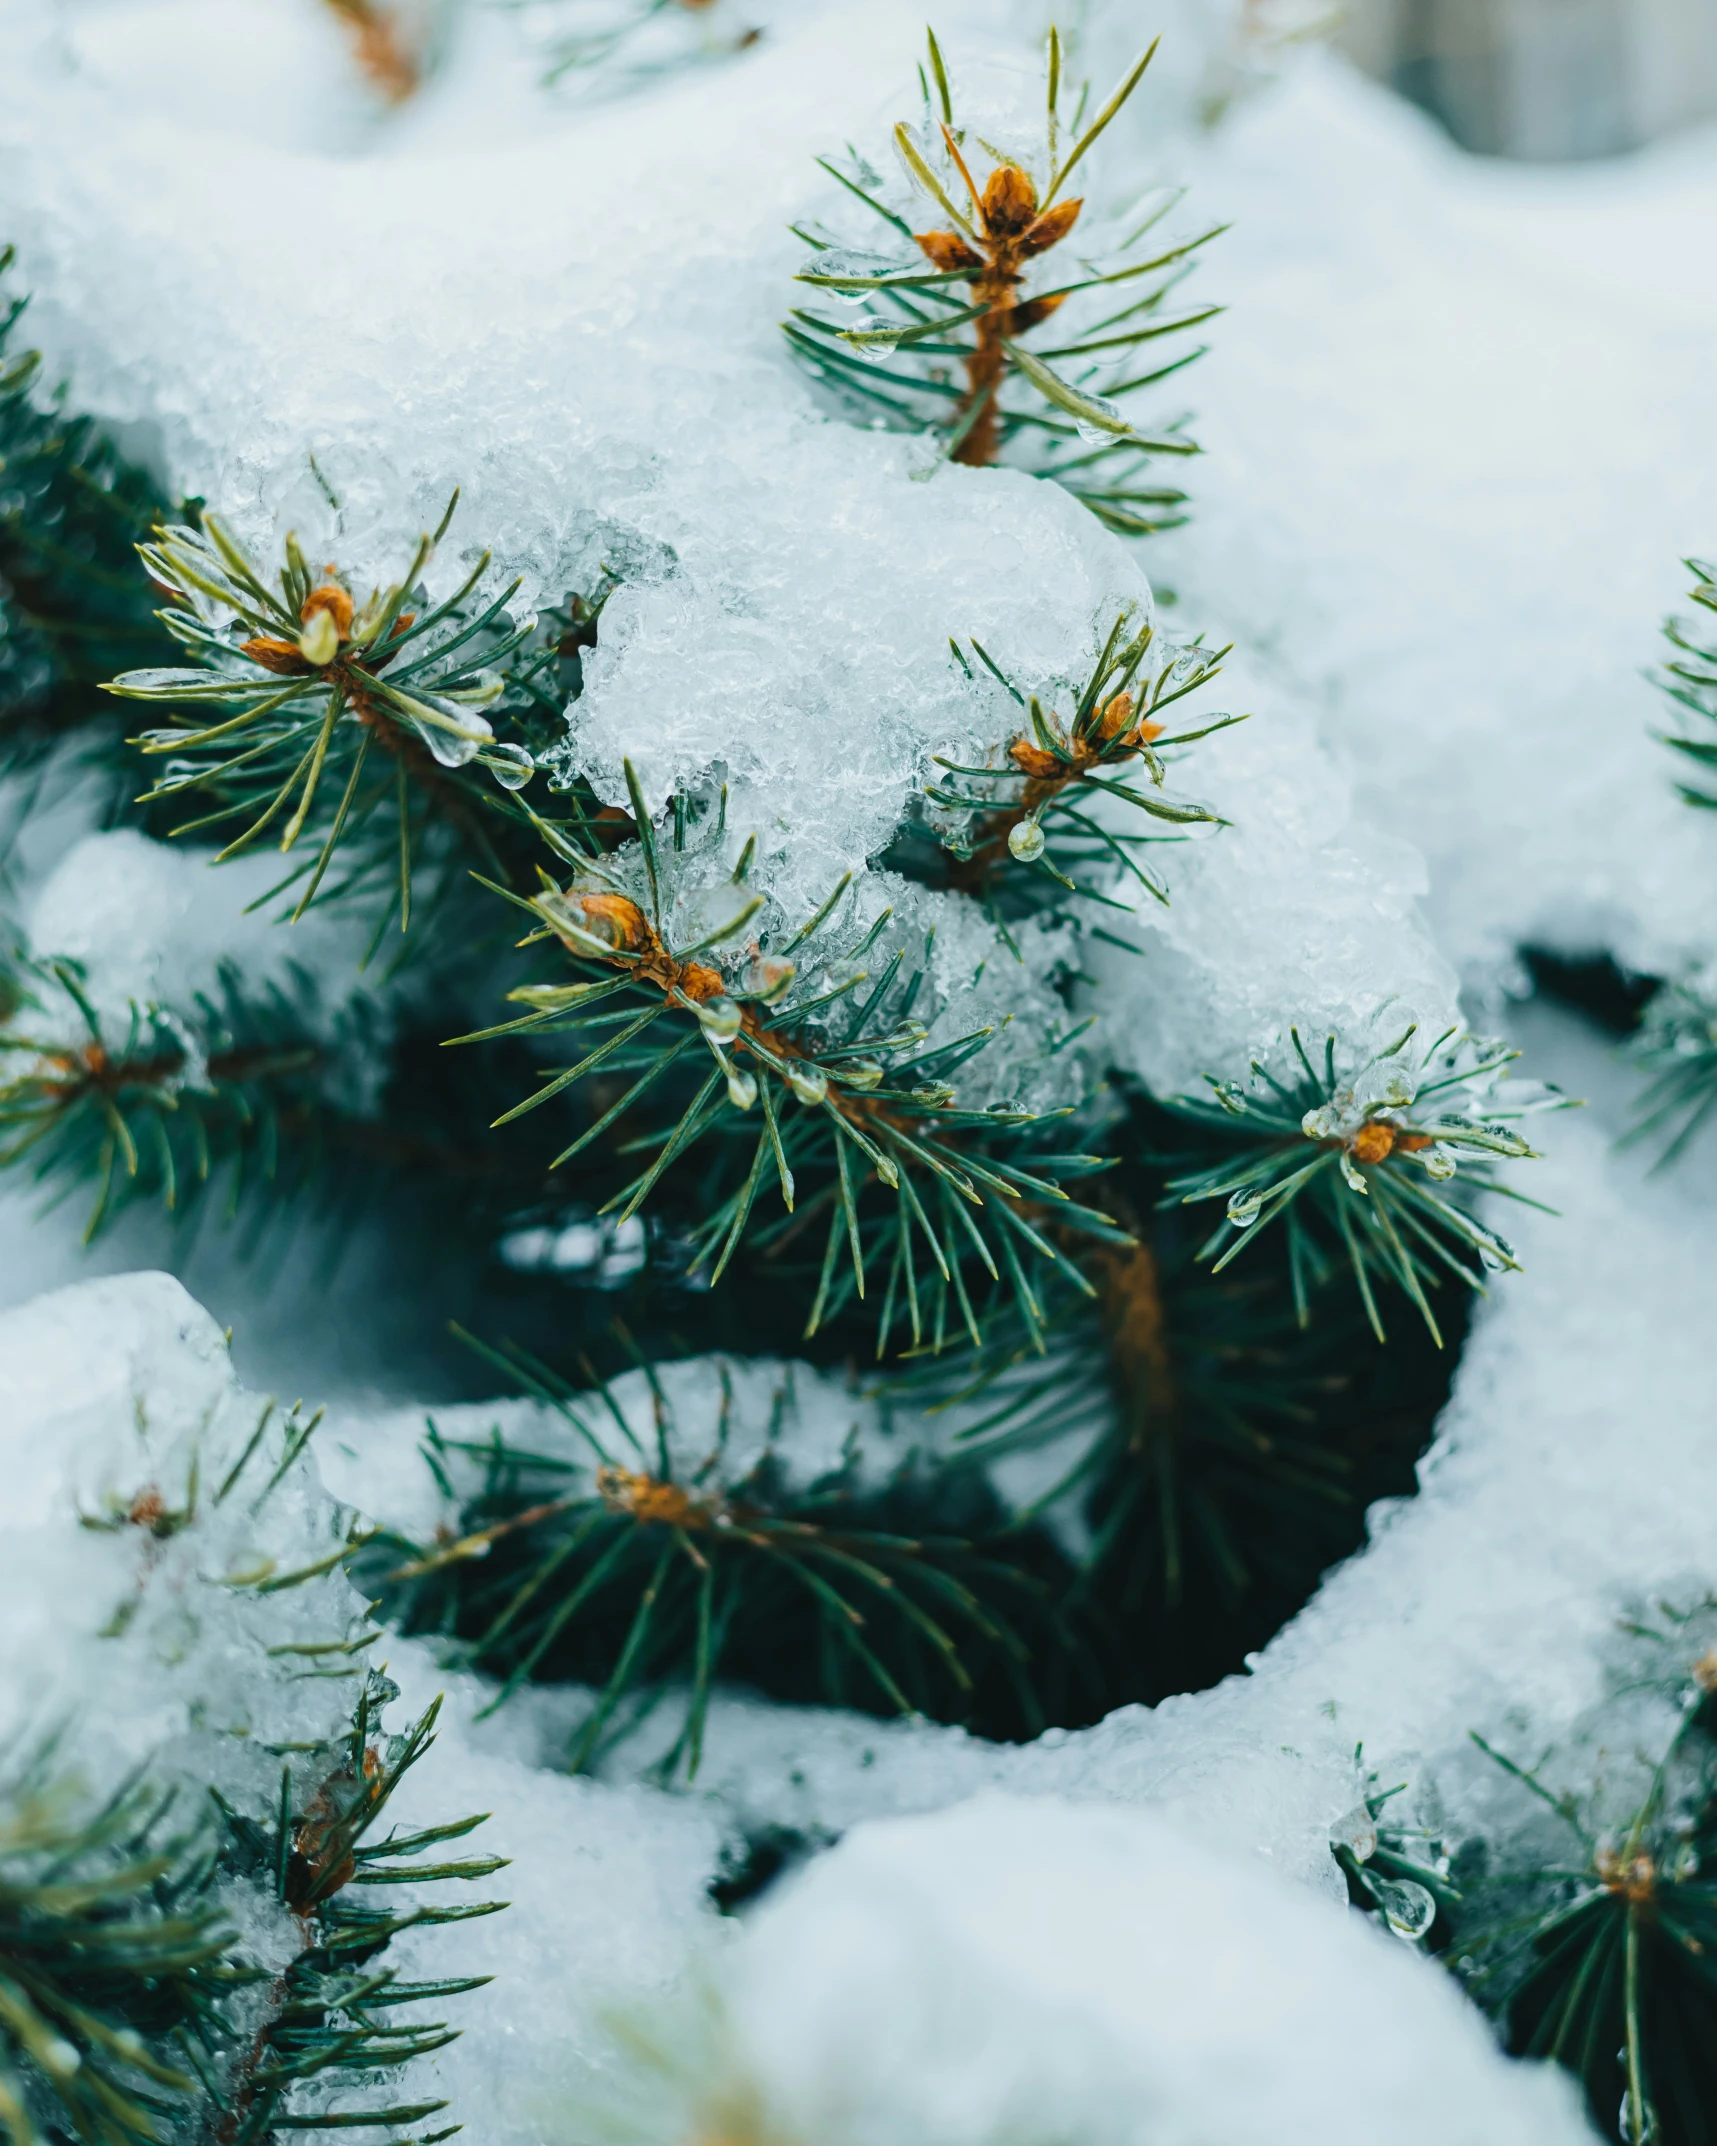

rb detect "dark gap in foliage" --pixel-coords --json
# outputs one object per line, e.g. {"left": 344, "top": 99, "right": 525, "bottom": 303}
{"left": 1520, "top": 944, "right": 1659, "bottom": 1037}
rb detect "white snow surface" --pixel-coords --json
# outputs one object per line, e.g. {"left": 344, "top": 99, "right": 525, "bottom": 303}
{"left": 576, "top": 1794, "right": 1590, "bottom": 2146}
{"left": 1157, "top": 52, "right": 1717, "bottom": 984}
{"left": 4, "top": 0, "right": 1717, "bottom": 2136}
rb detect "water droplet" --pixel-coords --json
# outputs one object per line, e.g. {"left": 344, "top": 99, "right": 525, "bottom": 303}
{"left": 842, "top": 315, "right": 908, "bottom": 357}
{"left": 449, "top": 667, "right": 505, "bottom": 708}
{"left": 43, "top": 2040, "right": 81, "bottom": 2079}
{"left": 697, "top": 996, "right": 743, "bottom": 1042}
{"left": 1374, "top": 1876, "right": 1436, "bottom": 1942}
{"left": 799, "top": 246, "right": 925, "bottom": 297}
{"left": 841, "top": 1058, "right": 885, "bottom": 1091}
{"left": 1301, "top": 1102, "right": 1343, "bottom": 1142}
{"left": 1328, "top": 1804, "right": 1378, "bottom": 1862}
{"left": 1226, "top": 1190, "right": 1263, "bottom": 1227}
{"left": 1071, "top": 391, "right": 1129, "bottom": 444}
{"left": 406, "top": 697, "right": 493, "bottom": 769}
{"left": 726, "top": 1066, "right": 758, "bottom": 1111}
{"left": 297, "top": 609, "right": 340, "bottom": 666}
{"left": 1423, "top": 1145, "right": 1457, "bottom": 1180}
{"left": 1008, "top": 819, "right": 1046, "bottom": 863}
{"left": 786, "top": 1063, "right": 828, "bottom": 1106}
{"left": 482, "top": 741, "right": 536, "bottom": 791}
{"left": 1339, "top": 1153, "right": 1370, "bottom": 1195}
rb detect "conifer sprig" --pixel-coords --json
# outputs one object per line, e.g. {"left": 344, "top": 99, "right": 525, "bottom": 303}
{"left": 1450, "top": 1621, "right": 1717, "bottom": 2146}
{"left": 928, "top": 612, "right": 1237, "bottom": 918}
{"left": 0, "top": 1761, "right": 225, "bottom": 2146}
{"left": 787, "top": 29, "right": 1223, "bottom": 533}
{"left": 460, "top": 771, "right": 1125, "bottom": 1355}
{"left": 104, "top": 504, "right": 551, "bottom": 935}
{"left": 1626, "top": 558, "right": 1717, "bottom": 1163}
{"left": 1623, "top": 978, "right": 1717, "bottom": 1167}
{"left": 898, "top": 1101, "right": 1461, "bottom": 1694}
{"left": 0, "top": 956, "right": 349, "bottom": 1240}
{"left": 0, "top": 247, "right": 178, "bottom": 770}
{"left": 1657, "top": 555, "right": 1717, "bottom": 809}
{"left": 521, "top": 0, "right": 763, "bottom": 90}
{"left": 194, "top": 1678, "right": 507, "bottom": 2146}
{"left": 357, "top": 1340, "right": 1073, "bottom": 1777}
{"left": 1160, "top": 1024, "right": 1560, "bottom": 1344}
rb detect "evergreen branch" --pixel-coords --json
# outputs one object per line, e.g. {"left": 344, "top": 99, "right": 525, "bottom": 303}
{"left": 906, "top": 614, "right": 1236, "bottom": 920}
{"left": 355, "top": 1346, "right": 1082, "bottom": 1774}
{"left": 0, "top": 248, "right": 180, "bottom": 787}
{"left": 464, "top": 776, "right": 1120, "bottom": 1354}
{"left": 1447, "top": 1618, "right": 1717, "bottom": 2146}
{"left": 785, "top": 33, "right": 1220, "bottom": 532}
{"left": 0, "top": 1759, "right": 225, "bottom": 2146}
{"left": 1157, "top": 1024, "right": 1565, "bottom": 1343}
{"left": 103, "top": 506, "right": 610, "bottom": 940}
{"left": 206, "top": 1678, "right": 504, "bottom": 2146}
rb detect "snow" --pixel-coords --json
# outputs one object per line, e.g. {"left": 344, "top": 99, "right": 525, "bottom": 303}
{"left": 580, "top": 1793, "right": 1591, "bottom": 2146}
{"left": 3, "top": 0, "right": 1717, "bottom": 2133}
{"left": 0, "top": 0, "right": 1459, "bottom": 1096}
{"left": 1159, "top": 53, "right": 1717, "bottom": 986}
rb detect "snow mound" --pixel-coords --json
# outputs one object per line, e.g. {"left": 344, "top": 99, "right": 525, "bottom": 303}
{"left": 578, "top": 1793, "right": 1591, "bottom": 2146}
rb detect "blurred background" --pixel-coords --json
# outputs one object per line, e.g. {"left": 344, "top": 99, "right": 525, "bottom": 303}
{"left": 1335, "top": 0, "right": 1717, "bottom": 156}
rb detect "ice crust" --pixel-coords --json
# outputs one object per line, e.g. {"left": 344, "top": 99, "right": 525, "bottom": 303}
{"left": 0, "top": 1271, "right": 370, "bottom": 1816}
{"left": 0, "top": 0, "right": 1460, "bottom": 1096}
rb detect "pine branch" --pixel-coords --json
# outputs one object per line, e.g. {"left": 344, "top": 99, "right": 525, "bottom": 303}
{"left": 1156, "top": 1023, "right": 1565, "bottom": 1344}
{"left": 197, "top": 1677, "right": 507, "bottom": 2146}
{"left": 1448, "top": 1614, "right": 1717, "bottom": 2146}
{"left": 526, "top": 0, "right": 765, "bottom": 89}
{"left": 0, "top": 246, "right": 179, "bottom": 775}
{"left": 0, "top": 953, "right": 360, "bottom": 1241}
{"left": 786, "top": 30, "right": 1223, "bottom": 531}
{"left": 1622, "top": 978, "right": 1717, "bottom": 1167}
{"left": 459, "top": 770, "right": 1121, "bottom": 1358}
{"left": 103, "top": 509, "right": 612, "bottom": 941}
{"left": 356, "top": 1338, "right": 1091, "bottom": 1775}
{"left": 906, "top": 612, "right": 1239, "bottom": 920}
{"left": 1656, "top": 555, "right": 1717, "bottom": 811}
{"left": 895, "top": 1093, "right": 1463, "bottom": 1699}
{"left": 0, "top": 1758, "right": 226, "bottom": 2146}
{"left": 1627, "top": 563, "right": 1717, "bottom": 1163}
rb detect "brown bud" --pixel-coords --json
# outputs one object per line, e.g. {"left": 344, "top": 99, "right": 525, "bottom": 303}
{"left": 301, "top": 582, "right": 355, "bottom": 638}
{"left": 597, "top": 1466, "right": 713, "bottom": 1529}
{"left": 678, "top": 961, "right": 726, "bottom": 1003}
{"left": 1020, "top": 197, "right": 1082, "bottom": 256}
{"left": 1396, "top": 1132, "right": 1434, "bottom": 1153}
{"left": 1350, "top": 1121, "right": 1398, "bottom": 1165}
{"left": 916, "top": 229, "right": 983, "bottom": 275}
{"left": 1094, "top": 691, "right": 1134, "bottom": 745}
{"left": 567, "top": 891, "right": 650, "bottom": 951}
{"left": 1003, "top": 292, "right": 1070, "bottom": 334}
{"left": 981, "top": 162, "right": 1039, "bottom": 237}
{"left": 242, "top": 634, "right": 313, "bottom": 675}
{"left": 1008, "top": 738, "right": 1062, "bottom": 780}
